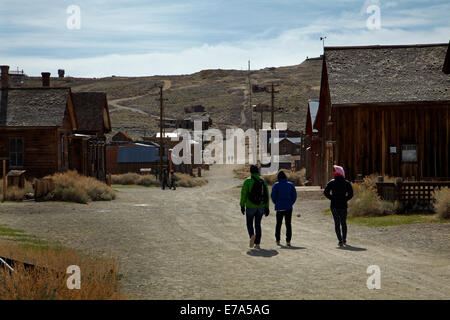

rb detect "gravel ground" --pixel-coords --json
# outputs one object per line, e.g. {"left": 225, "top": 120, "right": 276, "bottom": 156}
{"left": 0, "top": 164, "right": 449, "bottom": 299}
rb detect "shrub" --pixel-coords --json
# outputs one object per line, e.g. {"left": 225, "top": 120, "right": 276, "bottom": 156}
{"left": 262, "top": 168, "right": 306, "bottom": 186}
{"left": 0, "top": 179, "right": 34, "bottom": 201}
{"left": 0, "top": 241, "right": 127, "bottom": 300}
{"left": 357, "top": 174, "right": 397, "bottom": 190}
{"left": 348, "top": 183, "right": 398, "bottom": 217}
{"left": 44, "top": 171, "right": 116, "bottom": 204}
{"left": 174, "top": 173, "right": 207, "bottom": 188}
{"left": 111, "top": 172, "right": 206, "bottom": 188}
{"left": 111, "top": 173, "right": 140, "bottom": 185}
{"left": 137, "top": 175, "right": 159, "bottom": 187}
{"left": 433, "top": 187, "right": 450, "bottom": 219}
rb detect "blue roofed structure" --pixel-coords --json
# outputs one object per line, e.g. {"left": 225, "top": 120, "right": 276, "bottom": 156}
{"left": 117, "top": 144, "right": 167, "bottom": 163}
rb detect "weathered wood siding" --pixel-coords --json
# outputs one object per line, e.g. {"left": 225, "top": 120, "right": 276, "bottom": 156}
{"left": 0, "top": 127, "right": 58, "bottom": 178}
{"left": 332, "top": 103, "right": 450, "bottom": 181}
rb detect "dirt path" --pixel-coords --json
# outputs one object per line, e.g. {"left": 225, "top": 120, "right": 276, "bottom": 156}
{"left": 108, "top": 80, "right": 172, "bottom": 116}
{"left": 0, "top": 165, "right": 449, "bottom": 299}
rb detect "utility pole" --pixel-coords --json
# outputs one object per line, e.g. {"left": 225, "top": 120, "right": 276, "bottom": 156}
{"left": 156, "top": 85, "right": 168, "bottom": 179}
{"left": 267, "top": 82, "right": 279, "bottom": 130}
{"left": 248, "top": 60, "right": 252, "bottom": 130}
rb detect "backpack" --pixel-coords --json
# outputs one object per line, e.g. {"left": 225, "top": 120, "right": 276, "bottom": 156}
{"left": 248, "top": 176, "right": 268, "bottom": 205}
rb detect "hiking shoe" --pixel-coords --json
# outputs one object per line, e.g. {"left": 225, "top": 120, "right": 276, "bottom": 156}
{"left": 249, "top": 235, "right": 255, "bottom": 248}
{"left": 254, "top": 244, "right": 261, "bottom": 249}
{"left": 286, "top": 242, "right": 291, "bottom": 247}
{"left": 343, "top": 241, "right": 347, "bottom": 246}
{"left": 338, "top": 241, "right": 344, "bottom": 247}
{"left": 276, "top": 241, "right": 281, "bottom": 246}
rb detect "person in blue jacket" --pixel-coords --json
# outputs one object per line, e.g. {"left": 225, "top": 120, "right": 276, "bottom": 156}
{"left": 271, "top": 171, "right": 298, "bottom": 246}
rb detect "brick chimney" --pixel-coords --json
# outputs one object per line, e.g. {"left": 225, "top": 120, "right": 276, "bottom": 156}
{"left": 1, "top": 65, "right": 9, "bottom": 89}
{"left": 41, "top": 72, "right": 51, "bottom": 87}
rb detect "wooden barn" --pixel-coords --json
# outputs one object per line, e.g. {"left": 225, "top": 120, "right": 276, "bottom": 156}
{"left": 312, "top": 43, "right": 450, "bottom": 187}
{"left": 0, "top": 66, "right": 111, "bottom": 181}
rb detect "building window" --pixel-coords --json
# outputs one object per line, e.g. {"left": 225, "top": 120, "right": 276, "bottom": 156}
{"left": 9, "top": 138, "right": 24, "bottom": 168}
{"left": 402, "top": 144, "right": 417, "bottom": 162}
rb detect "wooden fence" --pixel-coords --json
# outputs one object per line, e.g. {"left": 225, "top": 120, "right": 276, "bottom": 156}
{"left": 376, "top": 177, "right": 450, "bottom": 207}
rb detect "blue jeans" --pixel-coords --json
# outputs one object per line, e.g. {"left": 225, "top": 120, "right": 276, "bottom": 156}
{"left": 246, "top": 207, "right": 265, "bottom": 245}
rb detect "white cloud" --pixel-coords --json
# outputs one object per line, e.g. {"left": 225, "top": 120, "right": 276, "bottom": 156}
{"left": 1, "top": 1, "right": 449, "bottom": 77}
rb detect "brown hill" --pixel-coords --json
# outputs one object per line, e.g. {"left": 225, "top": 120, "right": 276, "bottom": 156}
{"left": 20, "top": 58, "right": 322, "bottom": 139}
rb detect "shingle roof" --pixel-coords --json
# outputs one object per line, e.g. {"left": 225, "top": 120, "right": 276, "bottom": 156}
{"left": 0, "top": 87, "right": 70, "bottom": 127}
{"left": 325, "top": 44, "right": 450, "bottom": 104}
{"left": 72, "top": 92, "right": 108, "bottom": 133}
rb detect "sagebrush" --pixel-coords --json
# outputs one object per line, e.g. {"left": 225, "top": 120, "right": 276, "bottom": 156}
{"left": 0, "top": 179, "right": 34, "bottom": 201}
{"left": 262, "top": 169, "right": 306, "bottom": 186}
{"left": 44, "top": 171, "right": 116, "bottom": 204}
{"left": 348, "top": 182, "right": 399, "bottom": 217}
{"left": 112, "top": 172, "right": 207, "bottom": 188}
{"left": 433, "top": 187, "right": 450, "bottom": 219}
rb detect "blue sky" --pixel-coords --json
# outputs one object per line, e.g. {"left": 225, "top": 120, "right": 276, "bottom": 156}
{"left": 0, "top": 0, "right": 449, "bottom": 77}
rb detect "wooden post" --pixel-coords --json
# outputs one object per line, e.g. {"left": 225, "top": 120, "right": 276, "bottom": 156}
{"left": 2, "top": 159, "right": 6, "bottom": 202}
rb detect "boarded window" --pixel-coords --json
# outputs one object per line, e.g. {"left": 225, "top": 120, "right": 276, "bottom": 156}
{"left": 402, "top": 144, "right": 417, "bottom": 162}
{"left": 9, "top": 138, "right": 24, "bottom": 168}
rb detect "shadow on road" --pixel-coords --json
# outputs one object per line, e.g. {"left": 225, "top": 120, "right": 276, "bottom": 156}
{"left": 337, "top": 245, "right": 367, "bottom": 252}
{"left": 246, "top": 249, "right": 279, "bottom": 258}
{"left": 279, "top": 245, "right": 306, "bottom": 250}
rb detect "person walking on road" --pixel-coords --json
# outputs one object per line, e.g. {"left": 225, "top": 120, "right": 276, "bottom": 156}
{"left": 161, "top": 169, "right": 169, "bottom": 190}
{"left": 324, "top": 165, "right": 353, "bottom": 247}
{"left": 240, "top": 165, "right": 270, "bottom": 249}
{"left": 271, "top": 171, "right": 297, "bottom": 247}
{"left": 169, "top": 170, "right": 176, "bottom": 190}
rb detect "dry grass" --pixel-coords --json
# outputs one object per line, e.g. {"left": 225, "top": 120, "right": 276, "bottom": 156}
{"left": 111, "top": 173, "right": 142, "bottom": 185}
{"left": 0, "top": 241, "right": 127, "bottom": 300}
{"left": 174, "top": 173, "right": 207, "bottom": 187}
{"left": 44, "top": 171, "right": 116, "bottom": 204}
{"left": 433, "top": 187, "right": 450, "bottom": 219}
{"left": 0, "top": 179, "right": 34, "bottom": 201}
{"left": 112, "top": 172, "right": 207, "bottom": 188}
{"left": 262, "top": 169, "right": 306, "bottom": 186}
{"left": 348, "top": 182, "right": 399, "bottom": 217}
{"left": 233, "top": 164, "right": 251, "bottom": 180}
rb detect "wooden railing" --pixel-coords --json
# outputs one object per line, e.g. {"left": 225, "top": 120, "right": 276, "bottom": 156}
{"left": 376, "top": 177, "right": 450, "bottom": 207}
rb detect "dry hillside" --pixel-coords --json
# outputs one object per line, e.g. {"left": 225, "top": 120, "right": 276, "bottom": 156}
{"left": 20, "top": 58, "right": 322, "bottom": 139}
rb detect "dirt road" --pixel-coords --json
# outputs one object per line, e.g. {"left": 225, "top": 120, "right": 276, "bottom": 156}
{"left": 0, "top": 165, "right": 449, "bottom": 299}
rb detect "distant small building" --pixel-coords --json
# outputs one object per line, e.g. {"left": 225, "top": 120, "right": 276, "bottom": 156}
{"left": 111, "top": 131, "right": 134, "bottom": 144}
{"left": 106, "top": 142, "right": 168, "bottom": 175}
{"left": 176, "top": 114, "right": 212, "bottom": 130}
{"left": 58, "top": 69, "right": 65, "bottom": 78}
{"left": 184, "top": 105, "right": 206, "bottom": 113}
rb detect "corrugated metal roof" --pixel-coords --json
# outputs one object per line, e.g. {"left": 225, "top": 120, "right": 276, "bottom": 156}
{"left": 117, "top": 145, "right": 167, "bottom": 163}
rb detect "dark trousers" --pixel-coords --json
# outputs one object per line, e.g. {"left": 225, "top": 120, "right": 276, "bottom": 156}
{"left": 246, "top": 207, "right": 264, "bottom": 245}
{"left": 331, "top": 207, "right": 347, "bottom": 242}
{"left": 275, "top": 210, "right": 292, "bottom": 242}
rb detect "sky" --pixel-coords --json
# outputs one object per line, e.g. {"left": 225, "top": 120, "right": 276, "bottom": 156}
{"left": 0, "top": 0, "right": 449, "bottom": 77}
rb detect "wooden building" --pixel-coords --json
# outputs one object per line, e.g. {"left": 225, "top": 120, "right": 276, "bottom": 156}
{"left": 304, "top": 99, "right": 320, "bottom": 183}
{"left": 0, "top": 66, "right": 111, "bottom": 180}
{"left": 71, "top": 92, "right": 112, "bottom": 181}
{"left": 312, "top": 43, "right": 450, "bottom": 187}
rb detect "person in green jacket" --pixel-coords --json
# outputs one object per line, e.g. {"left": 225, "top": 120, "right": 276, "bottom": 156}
{"left": 240, "top": 165, "right": 270, "bottom": 249}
